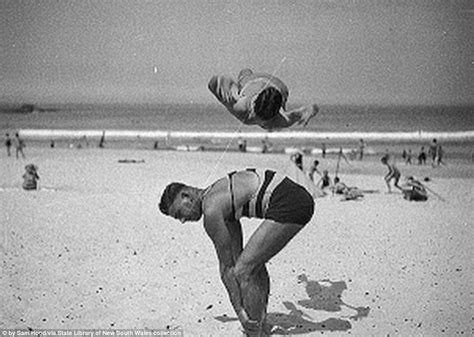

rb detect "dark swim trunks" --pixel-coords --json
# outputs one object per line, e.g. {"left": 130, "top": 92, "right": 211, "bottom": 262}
{"left": 229, "top": 169, "right": 314, "bottom": 226}
{"left": 265, "top": 177, "right": 314, "bottom": 225}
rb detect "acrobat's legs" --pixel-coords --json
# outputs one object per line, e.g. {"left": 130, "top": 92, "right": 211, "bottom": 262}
{"left": 208, "top": 75, "right": 240, "bottom": 109}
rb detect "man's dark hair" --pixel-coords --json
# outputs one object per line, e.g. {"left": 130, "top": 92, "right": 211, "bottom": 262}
{"left": 159, "top": 182, "right": 186, "bottom": 215}
{"left": 254, "top": 87, "right": 283, "bottom": 121}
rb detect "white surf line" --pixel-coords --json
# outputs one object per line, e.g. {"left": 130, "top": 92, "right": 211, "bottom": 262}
{"left": 19, "top": 129, "right": 474, "bottom": 141}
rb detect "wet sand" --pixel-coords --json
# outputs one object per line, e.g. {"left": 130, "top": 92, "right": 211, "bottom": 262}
{"left": 0, "top": 147, "right": 472, "bottom": 336}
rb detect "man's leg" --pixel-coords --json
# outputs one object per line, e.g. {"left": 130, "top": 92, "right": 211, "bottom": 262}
{"left": 233, "top": 220, "right": 305, "bottom": 320}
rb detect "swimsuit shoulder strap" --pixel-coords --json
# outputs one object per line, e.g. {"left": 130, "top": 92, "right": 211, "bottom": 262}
{"left": 228, "top": 171, "right": 237, "bottom": 220}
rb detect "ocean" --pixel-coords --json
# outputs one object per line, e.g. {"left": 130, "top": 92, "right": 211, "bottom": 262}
{"left": 1, "top": 103, "right": 473, "bottom": 160}
{"left": 1, "top": 103, "right": 473, "bottom": 133}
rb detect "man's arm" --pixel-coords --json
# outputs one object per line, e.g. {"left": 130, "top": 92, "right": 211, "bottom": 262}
{"left": 203, "top": 209, "right": 248, "bottom": 323}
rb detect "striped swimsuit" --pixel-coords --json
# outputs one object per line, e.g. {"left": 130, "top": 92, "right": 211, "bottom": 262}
{"left": 228, "top": 169, "right": 314, "bottom": 225}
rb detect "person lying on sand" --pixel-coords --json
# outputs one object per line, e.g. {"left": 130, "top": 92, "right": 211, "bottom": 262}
{"left": 208, "top": 68, "right": 318, "bottom": 131}
{"left": 381, "top": 155, "right": 402, "bottom": 193}
{"left": 401, "top": 176, "right": 428, "bottom": 201}
{"left": 332, "top": 176, "right": 364, "bottom": 201}
{"left": 159, "top": 168, "right": 314, "bottom": 336}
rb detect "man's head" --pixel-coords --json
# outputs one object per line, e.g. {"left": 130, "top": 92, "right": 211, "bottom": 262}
{"left": 159, "top": 183, "right": 203, "bottom": 223}
{"left": 253, "top": 87, "right": 283, "bottom": 121}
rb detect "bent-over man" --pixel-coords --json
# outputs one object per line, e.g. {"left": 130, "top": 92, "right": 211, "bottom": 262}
{"left": 159, "top": 168, "right": 314, "bottom": 336}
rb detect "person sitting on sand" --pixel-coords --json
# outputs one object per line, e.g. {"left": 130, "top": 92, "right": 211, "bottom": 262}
{"left": 333, "top": 176, "right": 364, "bottom": 201}
{"left": 159, "top": 168, "right": 314, "bottom": 336}
{"left": 381, "top": 155, "right": 402, "bottom": 193}
{"left": 208, "top": 68, "right": 318, "bottom": 131}
{"left": 22, "top": 164, "right": 39, "bottom": 191}
{"left": 401, "top": 176, "right": 428, "bottom": 201}
{"left": 316, "top": 170, "right": 332, "bottom": 190}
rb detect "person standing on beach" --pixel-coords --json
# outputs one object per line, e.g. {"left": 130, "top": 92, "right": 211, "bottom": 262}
{"left": 359, "top": 139, "right": 365, "bottom": 161}
{"left": 436, "top": 144, "right": 445, "bottom": 166}
{"left": 159, "top": 168, "right": 314, "bottom": 336}
{"left": 14, "top": 133, "right": 26, "bottom": 159}
{"left": 99, "top": 131, "right": 106, "bottom": 148}
{"left": 5, "top": 133, "right": 12, "bottom": 156}
{"left": 208, "top": 68, "right": 318, "bottom": 131}
{"left": 418, "top": 146, "right": 426, "bottom": 165}
{"left": 321, "top": 143, "right": 326, "bottom": 159}
{"left": 428, "top": 139, "right": 438, "bottom": 167}
{"left": 308, "top": 160, "right": 321, "bottom": 182}
{"left": 381, "top": 155, "right": 402, "bottom": 193}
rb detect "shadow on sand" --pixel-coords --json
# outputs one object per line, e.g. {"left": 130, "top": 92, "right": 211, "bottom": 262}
{"left": 215, "top": 274, "right": 369, "bottom": 335}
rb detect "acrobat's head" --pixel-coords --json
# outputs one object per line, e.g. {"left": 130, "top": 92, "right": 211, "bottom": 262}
{"left": 381, "top": 155, "right": 389, "bottom": 164}
{"left": 159, "top": 182, "right": 203, "bottom": 223}
{"left": 253, "top": 87, "right": 283, "bottom": 121}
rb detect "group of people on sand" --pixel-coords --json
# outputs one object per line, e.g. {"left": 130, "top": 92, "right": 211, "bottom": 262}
{"left": 404, "top": 138, "right": 446, "bottom": 167}
{"left": 381, "top": 154, "right": 428, "bottom": 201}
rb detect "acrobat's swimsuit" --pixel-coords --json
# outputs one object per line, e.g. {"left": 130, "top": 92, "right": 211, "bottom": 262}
{"left": 227, "top": 169, "right": 314, "bottom": 225}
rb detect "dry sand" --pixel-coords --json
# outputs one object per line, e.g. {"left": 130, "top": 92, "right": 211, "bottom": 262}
{"left": 0, "top": 147, "right": 472, "bottom": 336}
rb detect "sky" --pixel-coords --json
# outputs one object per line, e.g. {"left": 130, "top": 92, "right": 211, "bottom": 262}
{"left": 1, "top": 0, "right": 473, "bottom": 105}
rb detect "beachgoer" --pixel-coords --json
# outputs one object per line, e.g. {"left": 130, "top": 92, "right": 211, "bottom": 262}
{"left": 405, "top": 149, "right": 412, "bottom": 165}
{"left": 428, "top": 139, "right": 438, "bottom": 167}
{"left": 436, "top": 145, "right": 445, "bottom": 166}
{"left": 291, "top": 151, "right": 303, "bottom": 171}
{"left": 317, "top": 170, "right": 332, "bottom": 190}
{"left": 418, "top": 146, "right": 426, "bottom": 165}
{"left": 307, "top": 160, "right": 321, "bottom": 182}
{"left": 5, "top": 133, "right": 12, "bottom": 156}
{"left": 208, "top": 68, "right": 318, "bottom": 131}
{"left": 14, "top": 133, "right": 26, "bottom": 159}
{"left": 99, "top": 131, "right": 106, "bottom": 148}
{"left": 159, "top": 168, "right": 314, "bottom": 336}
{"left": 22, "top": 164, "right": 39, "bottom": 190}
{"left": 401, "top": 176, "right": 428, "bottom": 201}
{"left": 321, "top": 143, "right": 326, "bottom": 159}
{"left": 333, "top": 177, "right": 364, "bottom": 201}
{"left": 238, "top": 137, "right": 247, "bottom": 153}
{"left": 381, "top": 155, "right": 401, "bottom": 193}
{"left": 359, "top": 139, "right": 365, "bottom": 161}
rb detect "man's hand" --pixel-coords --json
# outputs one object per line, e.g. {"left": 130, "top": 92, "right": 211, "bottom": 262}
{"left": 238, "top": 308, "right": 260, "bottom": 334}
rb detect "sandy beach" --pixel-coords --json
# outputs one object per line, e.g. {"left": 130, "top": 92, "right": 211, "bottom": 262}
{"left": 0, "top": 146, "right": 472, "bottom": 336}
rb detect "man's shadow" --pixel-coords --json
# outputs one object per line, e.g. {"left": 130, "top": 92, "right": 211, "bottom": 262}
{"left": 215, "top": 274, "right": 370, "bottom": 335}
